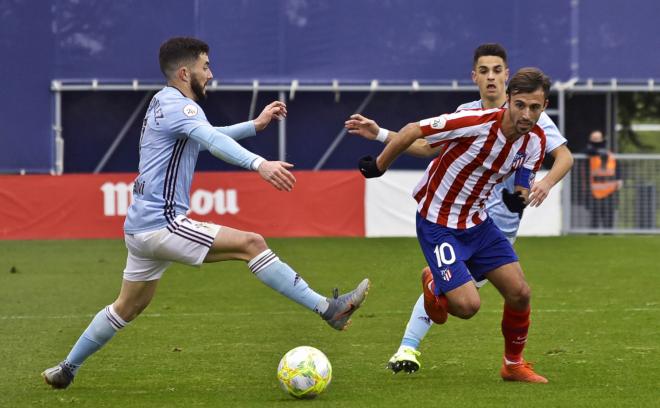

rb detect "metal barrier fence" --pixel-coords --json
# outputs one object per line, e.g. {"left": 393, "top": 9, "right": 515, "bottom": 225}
{"left": 565, "top": 153, "right": 660, "bottom": 234}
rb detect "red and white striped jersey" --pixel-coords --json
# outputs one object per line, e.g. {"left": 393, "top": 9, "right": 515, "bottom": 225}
{"left": 413, "top": 108, "right": 546, "bottom": 229}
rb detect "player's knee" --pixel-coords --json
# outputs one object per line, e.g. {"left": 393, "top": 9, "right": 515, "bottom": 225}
{"left": 519, "top": 284, "right": 532, "bottom": 306}
{"left": 506, "top": 282, "right": 531, "bottom": 309}
{"left": 450, "top": 297, "right": 481, "bottom": 319}
{"left": 244, "top": 232, "right": 268, "bottom": 256}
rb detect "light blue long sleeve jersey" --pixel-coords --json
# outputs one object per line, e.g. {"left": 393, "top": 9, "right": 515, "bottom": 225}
{"left": 456, "top": 100, "right": 567, "bottom": 238}
{"left": 124, "top": 86, "right": 262, "bottom": 234}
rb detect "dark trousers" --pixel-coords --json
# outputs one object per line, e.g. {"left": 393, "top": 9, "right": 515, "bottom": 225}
{"left": 589, "top": 195, "right": 616, "bottom": 229}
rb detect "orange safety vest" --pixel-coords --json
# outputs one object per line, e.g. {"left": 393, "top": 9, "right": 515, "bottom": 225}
{"left": 589, "top": 153, "right": 619, "bottom": 199}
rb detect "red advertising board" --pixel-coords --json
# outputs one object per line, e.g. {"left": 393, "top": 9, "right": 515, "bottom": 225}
{"left": 0, "top": 171, "right": 364, "bottom": 239}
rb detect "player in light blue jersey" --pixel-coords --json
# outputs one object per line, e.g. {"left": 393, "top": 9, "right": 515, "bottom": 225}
{"left": 346, "top": 43, "right": 573, "bottom": 376}
{"left": 42, "top": 37, "right": 370, "bottom": 389}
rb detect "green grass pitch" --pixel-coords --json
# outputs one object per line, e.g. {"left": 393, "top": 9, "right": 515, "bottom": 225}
{"left": 1, "top": 236, "right": 658, "bottom": 407}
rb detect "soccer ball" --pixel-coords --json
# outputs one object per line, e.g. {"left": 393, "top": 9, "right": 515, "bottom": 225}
{"left": 276, "top": 346, "right": 332, "bottom": 399}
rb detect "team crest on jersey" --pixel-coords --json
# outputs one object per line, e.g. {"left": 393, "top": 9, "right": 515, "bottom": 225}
{"left": 511, "top": 151, "right": 526, "bottom": 169}
{"left": 183, "top": 104, "right": 198, "bottom": 117}
{"left": 440, "top": 267, "right": 452, "bottom": 282}
{"left": 431, "top": 115, "right": 447, "bottom": 130}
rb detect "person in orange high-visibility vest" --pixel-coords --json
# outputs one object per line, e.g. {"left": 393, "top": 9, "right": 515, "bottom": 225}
{"left": 586, "top": 130, "right": 622, "bottom": 229}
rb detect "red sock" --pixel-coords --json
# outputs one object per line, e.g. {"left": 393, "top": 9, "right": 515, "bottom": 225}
{"left": 501, "top": 304, "right": 530, "bottom": 363}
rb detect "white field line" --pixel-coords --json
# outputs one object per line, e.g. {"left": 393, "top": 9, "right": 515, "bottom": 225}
{"left": 1, "top": 307, "right": 658, "bottom": 321}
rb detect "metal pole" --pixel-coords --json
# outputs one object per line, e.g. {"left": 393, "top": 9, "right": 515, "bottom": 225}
{"left": 53, "top": 82, "right": 64, "bottom": 175}
{"left": 612, "top": 92, "right": 619, "bottom": 152}
{"left": 562, "top": 166, "right": 573, "bottom": 235}
{"left": 557, "top": 88, "right": 566, "bottom": 142}
{"left": 557, "top": 87, "right": 570, "bottom": 234}
{"left": 278, "top": 91, "right": 286, "bottom": 162}
{"left": 570, "top": 0, "right": 580, "bottom": 79}
{"left": 314, "top": 91, "right": 375, "bottom": 171}
{"left": 48, "top": 80, "right": 660, "bottom": 93}
{"left": 248, "top": 80, "right": 259, "bottom": 120}
{"left": 606, "top": 91, "right": 613, "bottom": 150}
{"left": 94, "top": 92, "right": 152, "bottom": 174}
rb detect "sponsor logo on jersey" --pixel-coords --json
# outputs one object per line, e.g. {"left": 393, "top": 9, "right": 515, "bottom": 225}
{"left": 183, "top": 104, "right": 198, "bottom": 117}
{"left": 431, "top": 115, "right": 447, "bottom": 130}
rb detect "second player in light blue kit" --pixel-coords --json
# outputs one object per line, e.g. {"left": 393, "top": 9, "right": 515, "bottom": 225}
{"left": 345, "top": 43, "right": 573, "bottom": 373}
{"left": 42, "top": 37, "right": 370, "bottom": 389}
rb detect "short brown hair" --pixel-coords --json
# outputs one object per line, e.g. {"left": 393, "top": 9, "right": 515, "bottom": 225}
{"left": 473, "top": 43, "right": 508, "bottom": 67}
{"left": 159, "top": 37, "right": 210, "bottom": 79}
{"left": 506, "top": 67, "right": 551, "bottom": 99}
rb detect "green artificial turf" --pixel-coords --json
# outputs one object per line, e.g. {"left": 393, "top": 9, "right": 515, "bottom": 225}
{"left": 1, "top": 236, "right": 658, "bottom": 407}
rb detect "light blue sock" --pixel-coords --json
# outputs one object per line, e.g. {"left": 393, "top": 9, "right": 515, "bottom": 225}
{"left": 64, "top": 305, "right": 127, "bottom": 375}
{"left": 248, "top": 249, "right": 328, "bottom": 314}
{"left": 401, "top": 294, "right": 433, "bottom": 350}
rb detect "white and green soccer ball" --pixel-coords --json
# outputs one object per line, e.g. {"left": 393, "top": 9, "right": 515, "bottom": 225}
{"left": 277, "top": 346, "right": 332, "bottom": 399}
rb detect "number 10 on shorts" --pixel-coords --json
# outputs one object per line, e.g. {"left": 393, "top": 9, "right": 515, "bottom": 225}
{"left": 434, "top": 243, "right": 456, "bottom": 267}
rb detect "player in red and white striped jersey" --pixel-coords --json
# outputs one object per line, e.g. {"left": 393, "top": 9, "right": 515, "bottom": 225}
{"left": 412, "top": 107, "right": 546, "bottom": 229}
{"left": 359, "top": 67, "right": 551, "bottom": 383}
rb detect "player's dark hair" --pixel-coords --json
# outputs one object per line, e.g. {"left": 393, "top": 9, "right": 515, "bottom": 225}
{"left": 506, "top": 67, "right": 551, "bottom": 99}
{"left": 159, "top": 37, "right": 210, "bottom": 79}
{"left": 473, "top": 43, "right": 508, "bottom": 67}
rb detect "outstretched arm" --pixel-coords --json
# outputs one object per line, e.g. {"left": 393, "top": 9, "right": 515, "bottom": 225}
{"left": 255, "top": 160, "right": 296, "bottom": 192}
{"left": 253, "top": 101, "right": 287, "bottom": 131}
{"left": 358, "top": 112, "right": 477, "bottom": 178}
{"left": 214, "top": 101, "right": 287, "bottom": 141}
{"left": 345, "top": 114, "right": 441, "bottom": 158}
{"left": 189, "top": 125, "right": 295, "bottom": 191}
{"left": 215, "top": 121, "right": 256, "bottom": 140}
{"left": 528, "top": 145, "right": 573, "bottom": 207}
{"left": 376, "top": 122, "right": 426, "bottom": 171}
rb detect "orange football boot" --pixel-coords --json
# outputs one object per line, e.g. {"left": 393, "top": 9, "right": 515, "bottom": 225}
{"left": 421, "top": 267, "right": 448, "bottom": 324}
{"left": 500, "top": 360, "right": 548, "bottom": 383}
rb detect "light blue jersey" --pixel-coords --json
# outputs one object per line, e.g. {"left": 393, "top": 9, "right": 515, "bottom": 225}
{"left": 456, "top": 100, "right": 567, "bottom": 237}
{"left": 124, "top": 86, "right": 258, "bottom": 234}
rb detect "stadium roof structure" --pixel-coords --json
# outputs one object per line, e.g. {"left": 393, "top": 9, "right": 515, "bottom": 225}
{"left": 51, "top": 78, "right": 660, "bottom": 93}
{"left": 49, "top": 77, "right": 660, "bottom": 175}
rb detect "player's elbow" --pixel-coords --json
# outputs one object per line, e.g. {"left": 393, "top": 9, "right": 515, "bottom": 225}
{"left": 399, "top": 122, "right": 423, "bottom": 142}
{"left": 555, "top": 146, "right": 574, "bottom": 169}
{"left": 560, "top": 148, "right": 574, "bottom": 169}
{"left": 566, "top": 150, "right": 575, "bottom": 169}
{"left": 402, "top": 122, "right": 418, "bottom": 131}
